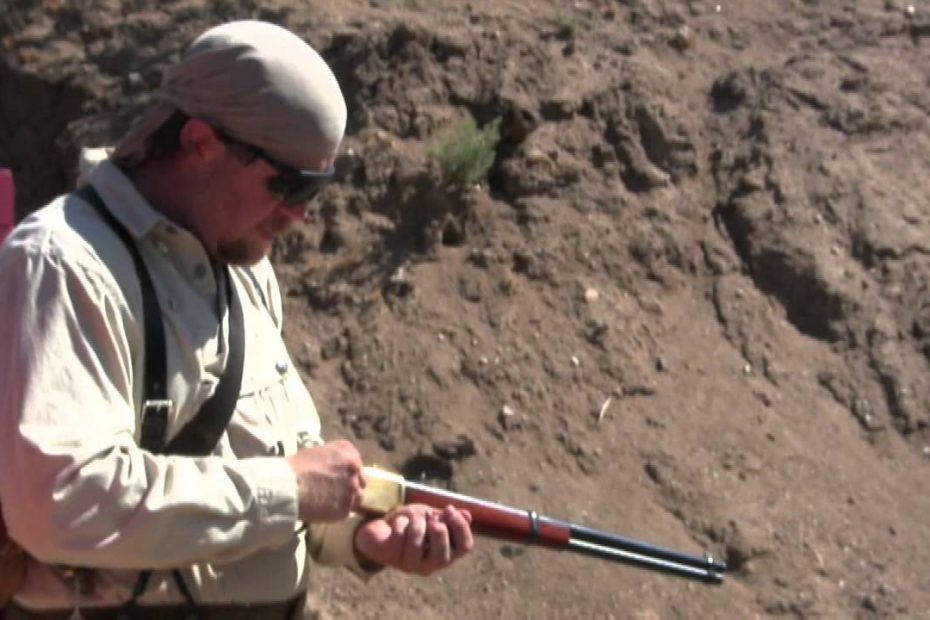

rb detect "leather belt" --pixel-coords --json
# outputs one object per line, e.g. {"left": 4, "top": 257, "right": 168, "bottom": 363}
{"left": 3, "top": 592, "right": 305, "bottom": 620}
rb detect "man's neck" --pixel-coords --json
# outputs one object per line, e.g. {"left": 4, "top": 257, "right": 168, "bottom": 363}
{"left": 124, "top": 161, "right": 198, "bottom": 236}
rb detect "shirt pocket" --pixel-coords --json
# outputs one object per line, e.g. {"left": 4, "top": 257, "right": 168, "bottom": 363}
{"left": 228, "top": 355, "right": 320, "bottom": 458}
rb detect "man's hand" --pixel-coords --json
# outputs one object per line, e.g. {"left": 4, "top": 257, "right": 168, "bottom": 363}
{"left": 354, "top": 504, "right": 474, "bottom": 576}
{"left": 286, "top": 440, "right": 365, "bottom": 522}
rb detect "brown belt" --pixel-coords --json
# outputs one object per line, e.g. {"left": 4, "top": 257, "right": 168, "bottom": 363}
{"left": 3, "top": 592, "right": 305, "bottom": 620}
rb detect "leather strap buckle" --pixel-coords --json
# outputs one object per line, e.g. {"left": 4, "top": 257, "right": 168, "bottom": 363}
{"left": 140, "top": 399, "right": 173, "bottom": 453}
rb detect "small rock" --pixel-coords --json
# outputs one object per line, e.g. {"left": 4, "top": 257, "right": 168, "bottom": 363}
{"left": 500, "top": 543, "right": 525, "bottom": 559}
{"left": 386, "top": 267, "right": 413, "bottom": 297}
{"left": 585, "top": 321, "right": 609, "bottom": 346}
{"left": 433, "top": 434, "right": 477, "bottom": 460}
{"left": 468, "top": 248, "right": 494, "bottom": 268}
{"left": 499, "top": 405, "right": 522, "bottom": 431}
{"left": 670, "top": 25, "right": 695, "bottom": 50}
{"left": 571, "top": 355, "right": 581, "bottom": 367}
{"left": 655, "top": 357, "right": 667, "bottom": 372}
{"left": 584, "top": 287, "right": 600, "bottom": 303}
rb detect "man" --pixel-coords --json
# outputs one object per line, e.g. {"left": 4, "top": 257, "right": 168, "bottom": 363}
{"left": 0, "top": 20, "right": 473, "bottom": 619}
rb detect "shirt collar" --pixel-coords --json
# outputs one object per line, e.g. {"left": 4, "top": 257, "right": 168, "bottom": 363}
{"left": 86, "top": 157, "right": 169, "bottom": 240}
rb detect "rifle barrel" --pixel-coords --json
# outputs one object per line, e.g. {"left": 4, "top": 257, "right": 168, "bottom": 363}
{"left": 561, "top": 520, "right": 727, "bottom": 575}
{"left": 396, "top": 478, "right": 725, "bottom": 584}
{"left": 569, "top": 538, "right": 724, "bottom": 584}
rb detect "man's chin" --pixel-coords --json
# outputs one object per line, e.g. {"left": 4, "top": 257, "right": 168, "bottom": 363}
{"left": 217, "top": 240, "right": 269, "bottom": 266}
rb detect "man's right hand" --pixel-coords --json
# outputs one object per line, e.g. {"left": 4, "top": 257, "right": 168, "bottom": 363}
{"left": 286, "top": 440, "right": 365, "bottom": 523}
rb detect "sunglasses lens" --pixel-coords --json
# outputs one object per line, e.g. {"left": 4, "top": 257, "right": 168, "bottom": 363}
{"left": 266, "top": 172, "right": 329, "bottom": 204}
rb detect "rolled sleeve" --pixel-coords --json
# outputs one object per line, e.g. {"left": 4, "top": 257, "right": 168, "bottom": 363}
{"left": 308, "top": 513, "right": 384, "bottom": 578}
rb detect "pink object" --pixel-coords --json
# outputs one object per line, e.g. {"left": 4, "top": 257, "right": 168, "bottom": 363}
{"left": 0, "top": 168, "right": 14, "bottom": 243}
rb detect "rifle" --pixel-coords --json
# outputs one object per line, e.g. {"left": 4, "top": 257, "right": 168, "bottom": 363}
{"left": 360, "top": 467, "right": 726, "bottom": 584}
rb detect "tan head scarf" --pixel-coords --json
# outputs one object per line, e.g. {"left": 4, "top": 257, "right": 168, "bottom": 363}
{"left": 112, "top": 20, "right": 347, "bottom": 171}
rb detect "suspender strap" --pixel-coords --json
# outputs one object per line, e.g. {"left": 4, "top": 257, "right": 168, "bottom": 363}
{"left": 75, "top": 185, "right": 246, "bottom": 616}
{"left": 76, "top": 185, "right": 245, "bottom": 455}
{"left": 75, "top": 185, "right": 169, "bottom": 452}
{"left": 171, "top": 569, "right": 198, "bottom": 613}
{"left": 164, "top": 268, "right": 244, "bottom": 456}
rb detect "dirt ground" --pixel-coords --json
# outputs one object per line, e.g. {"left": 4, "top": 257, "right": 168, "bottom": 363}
{"left": 2, "top": 0, "right": 930, "bottom": 617}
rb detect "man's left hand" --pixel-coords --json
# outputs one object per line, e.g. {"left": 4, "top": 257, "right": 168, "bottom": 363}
{"left": 354, "top": 504, "right": 474, "bottom": 576}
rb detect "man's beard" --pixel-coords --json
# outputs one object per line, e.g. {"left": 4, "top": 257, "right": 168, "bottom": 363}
{"left": 217, "top": 237, "right": 267, "bottom": 266}
{"left": 217, "top": 216, "right": 294, "bottom": 266}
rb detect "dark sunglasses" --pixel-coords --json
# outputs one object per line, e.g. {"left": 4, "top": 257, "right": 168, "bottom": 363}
{"left": 217, "top": 130, "right": 335, "bottom": 205}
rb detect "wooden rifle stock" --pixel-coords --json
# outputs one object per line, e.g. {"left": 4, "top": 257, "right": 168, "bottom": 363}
{"left": 360, "top": 467, "right": 725, "bottom": 584}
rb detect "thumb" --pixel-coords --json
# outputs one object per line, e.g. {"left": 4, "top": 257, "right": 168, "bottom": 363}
{"left": 355, "top": 519, "right": 402, "bottom": 565}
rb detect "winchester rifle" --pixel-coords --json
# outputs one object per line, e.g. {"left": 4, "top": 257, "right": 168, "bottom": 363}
{"left": 360, "top": 467, "right": 726, "bottom": 584}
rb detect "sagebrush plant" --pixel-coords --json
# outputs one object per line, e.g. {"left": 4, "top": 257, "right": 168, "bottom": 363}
{"left": 429, "top": 117, "right": 501, "bottom": 191}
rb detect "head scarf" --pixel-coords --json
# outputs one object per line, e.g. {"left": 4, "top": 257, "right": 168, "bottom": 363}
{"left": 113, "top": 20, "right": 347, "bottom": 171}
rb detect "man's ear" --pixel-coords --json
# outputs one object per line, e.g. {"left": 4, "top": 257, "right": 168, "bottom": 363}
{"left": 177, "top": 118, "right": 223, "bottom": 162}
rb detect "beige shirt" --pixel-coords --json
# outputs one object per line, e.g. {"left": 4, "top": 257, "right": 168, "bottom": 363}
{"left": 0, "top": 158, "right": 361, "bottom": 610}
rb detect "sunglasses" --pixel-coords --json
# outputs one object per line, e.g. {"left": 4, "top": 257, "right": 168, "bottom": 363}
{"left": 216, "top": 130, "right": 335, "bottom": 205}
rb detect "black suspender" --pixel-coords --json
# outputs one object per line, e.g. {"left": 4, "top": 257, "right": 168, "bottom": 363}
{"left": 164, "top": 270, "right": 244, "bottom": 456}
{"left": 75, "top": 185, "right": 171, "bottom": 453}
{"left": 74, "top": 185, "right": 246, "bottom": 615}
{"left": 75, "top": 185, "right": 245, "bottom": 455}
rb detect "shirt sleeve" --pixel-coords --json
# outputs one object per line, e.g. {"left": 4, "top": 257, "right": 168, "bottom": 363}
{"left": 0, "top": 228, "right": 300, "bottom": 570}
{"left": 308, "top": 513, "right": 384, "bottom": 578}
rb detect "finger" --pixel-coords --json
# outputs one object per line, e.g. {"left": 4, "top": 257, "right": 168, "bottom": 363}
{"left": 444, "top": 506, "right": 474, "bottom": 558}
{"left": 426, "top": 513, "right": 452, "bottom": 569}
{"left": 333, "top": 440, "right": 363, "bottom": 472}
{"left": 401, "top": 513, "right": 429, "bottom": 571}
{"left": 330, "top": 439, "right": 354, "bottom": 454}
{"left": 392, "top": 514, "right": 410, "bottom": 538}
{"left": 354, "top": 519, "right": 392, "bottom": 562}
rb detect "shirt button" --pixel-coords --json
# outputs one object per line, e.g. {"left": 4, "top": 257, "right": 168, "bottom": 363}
{"left": 275, "top": 361, "right": 289, "bottom": 375}
{"left": 156, "top": 241, "right": 169, "bottom": 255}
{"left": 193, "top": 264, "right": 207, "bottom": 279}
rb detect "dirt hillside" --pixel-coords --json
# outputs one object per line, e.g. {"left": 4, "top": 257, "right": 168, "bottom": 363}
{"left": 2, "top": 1, "right": 929, "bottom": 618}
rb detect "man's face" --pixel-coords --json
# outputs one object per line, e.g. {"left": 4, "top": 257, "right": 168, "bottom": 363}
{"left": 212, "top": 160, "right": 304, "bottom": 266}
{"left": 203, "top": 139, "right": 332, "bottom": 266}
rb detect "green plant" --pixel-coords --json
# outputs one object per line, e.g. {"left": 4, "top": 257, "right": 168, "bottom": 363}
{"left": 553, "top": 10, "right": 592, "bottom": 40}
{"left": 428, "top": 117, "right": 501, "bottom": 192}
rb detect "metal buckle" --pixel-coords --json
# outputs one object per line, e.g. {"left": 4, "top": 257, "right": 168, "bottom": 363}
{"left": 140, "top": 399, "right": 173, "bottom": 453}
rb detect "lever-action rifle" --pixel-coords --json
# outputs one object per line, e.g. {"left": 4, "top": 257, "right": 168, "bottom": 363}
{"left": 360, "top": 467, "right": 726, "bottom": 584}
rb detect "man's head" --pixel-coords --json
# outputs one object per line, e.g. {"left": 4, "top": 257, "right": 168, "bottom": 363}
{"left": 115, "top": 21, "right": 347, "bottom": 265}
